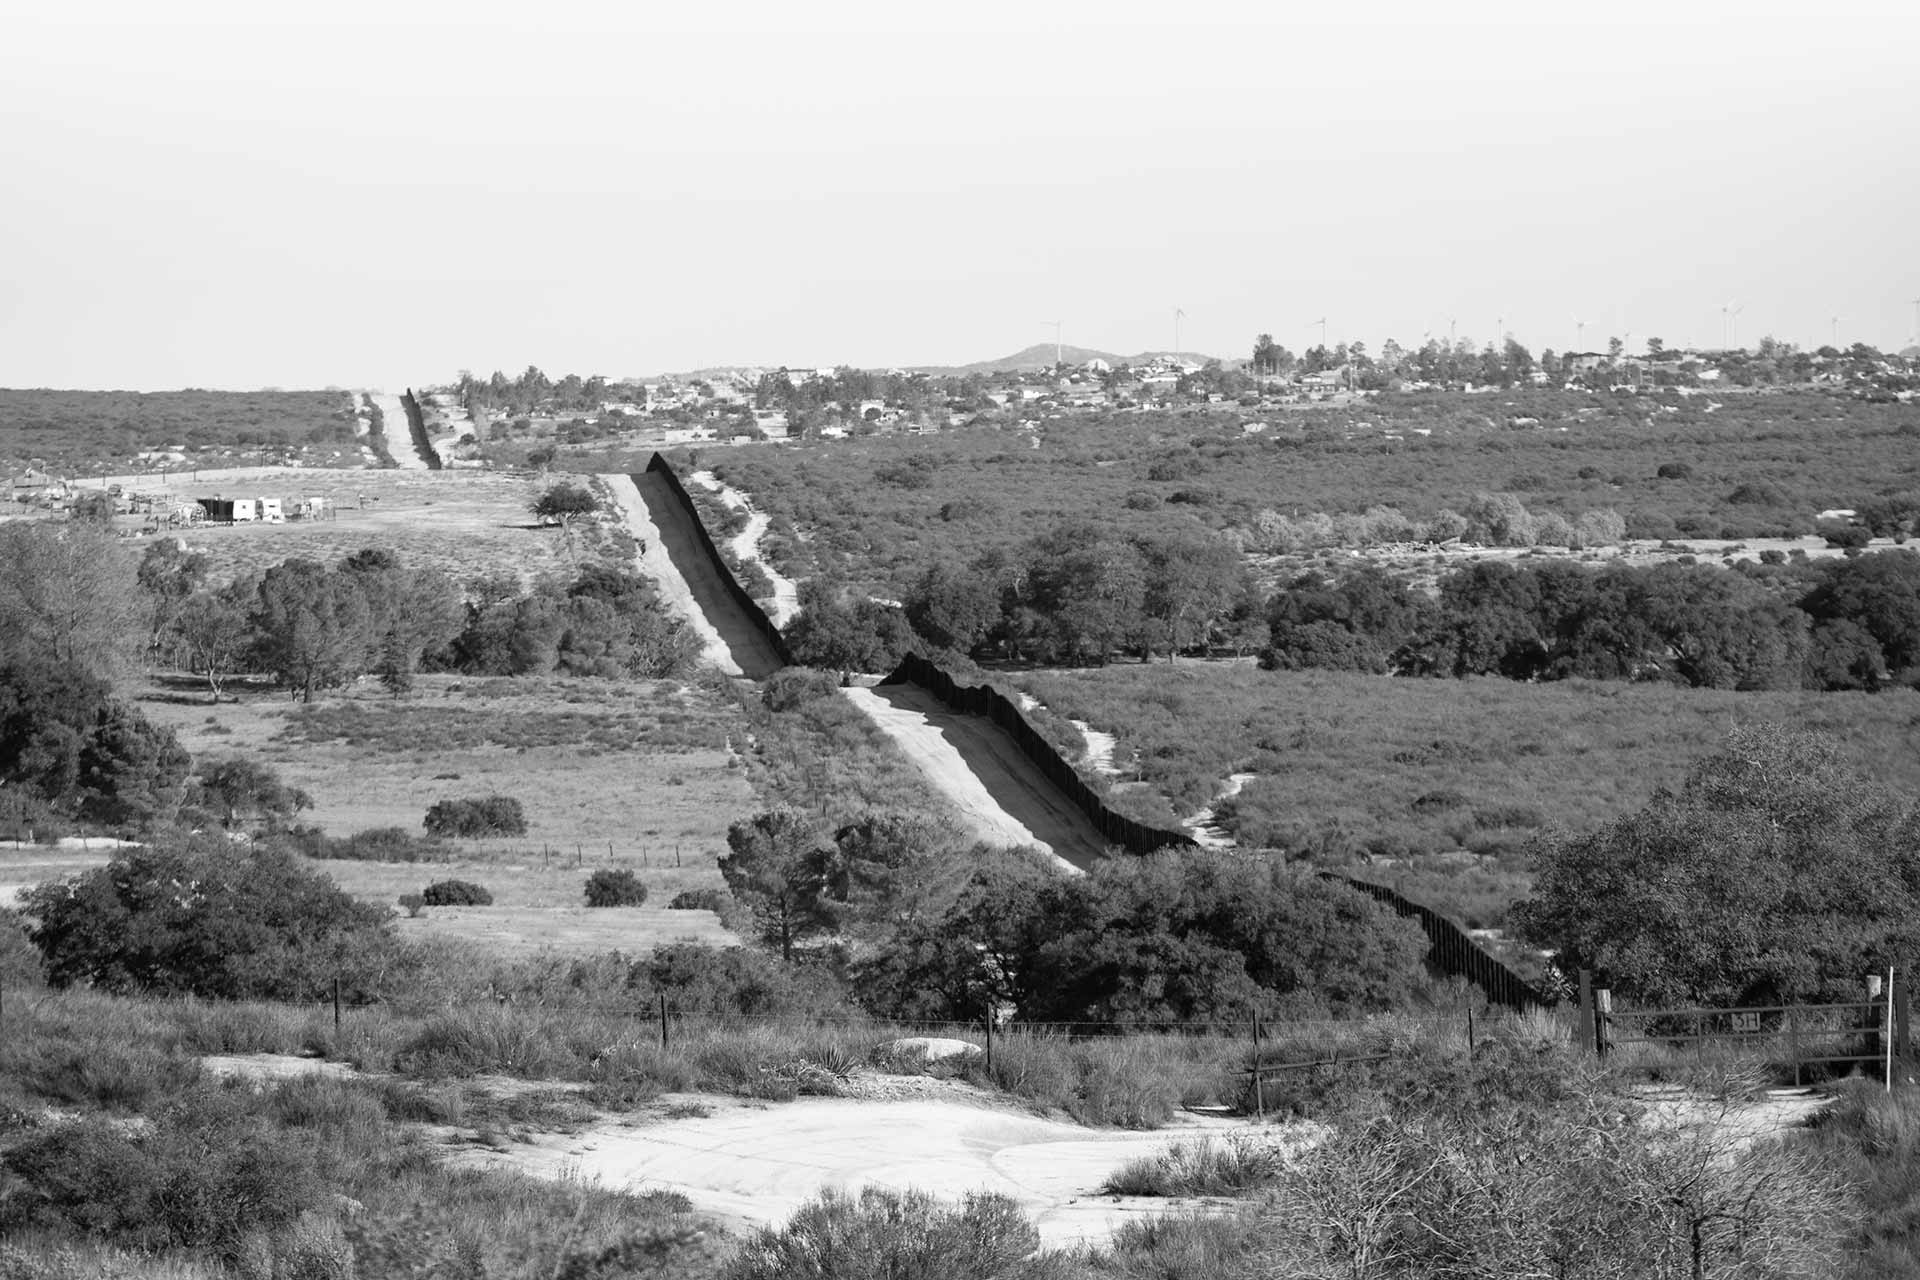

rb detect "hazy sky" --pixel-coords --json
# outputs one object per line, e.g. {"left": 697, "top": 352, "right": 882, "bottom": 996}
{"left": 3, "top": 0, "right": 1916, "bottom": 390}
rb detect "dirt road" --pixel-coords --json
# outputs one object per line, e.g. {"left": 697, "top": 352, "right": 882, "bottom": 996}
{"left": 601, "top": 474, "right": 786, "bottom": 679}
{"left": 462, "top": 1091, "right": 1243, "bottom": 1250}
{"left": 368, "top": 392, "right": 428, "bottom": 469}
{"left": 840, "top": 685, "right": 1109, "bottom": 870}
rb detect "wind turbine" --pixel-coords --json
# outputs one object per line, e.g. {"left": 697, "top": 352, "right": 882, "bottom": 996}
{"left": 1720, "top": 301, "right": 1745, "bottom": 351}
{"left": 1310, "top": 317, "right": 1327, "bottom": 349}
{"left": 1572, "top": 314, "right": 1589, "bottom": 350}
{"left": 1831, "top": 315, "right": 1841, "bottom": 350}
{"left": 1174, "top": 308, "right": 1186, "bottom": 360}
{"left": 1041, "top": 320, "right": 1062, "bottom": 367}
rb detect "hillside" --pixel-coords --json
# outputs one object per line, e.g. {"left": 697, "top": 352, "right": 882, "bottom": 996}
{"left": 917, "top": 343, "right": 1228, "bottom": 374}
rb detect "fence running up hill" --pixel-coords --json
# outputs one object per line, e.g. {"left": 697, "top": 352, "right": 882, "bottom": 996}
{"left": 399, "top": 389, "right": 440, "bottom": 471}
{"left": 880, "top": 653, "right": 1195, "bottom": 857}
{"left": 879, "top": 653, "right": 1555, "bottom": 1012}
{"left": 642, "top": 453, "right": 793, "bottom": 668}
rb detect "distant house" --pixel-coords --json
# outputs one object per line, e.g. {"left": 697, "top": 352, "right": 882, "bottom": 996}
{"left": 10, "top": 468, "right": 65, "bottom": 502}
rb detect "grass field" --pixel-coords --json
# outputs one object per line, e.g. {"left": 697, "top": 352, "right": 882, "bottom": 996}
{"left": 103, "top": 467, "right": 615, "bottom": 588}
{"left": 1010, "top": 662, "right": 1920, "bottom": 925}
{"left": 668, "top": 390, "right": 1920, "bottom": 593}
{"left": 0, "top": 388, "right": 363, "bottom": 472}
{"left": 138, "top": 675, "right": 755, "bottom": 953}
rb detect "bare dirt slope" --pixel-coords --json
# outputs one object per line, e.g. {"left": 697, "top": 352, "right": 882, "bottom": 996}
{"left": 368, "top": 392, "right": 428, "bottom": 469}
{"left": 460, "top": 1091, "right": 1243, "bottom": 1250}
{"left": 840, "top": 685, "right": 1109, "bottom": 870}
{"left": 602, "top": 473, "right": 785, "bottom": 679}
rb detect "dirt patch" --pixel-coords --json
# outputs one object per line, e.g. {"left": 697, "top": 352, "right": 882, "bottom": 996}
{"left": 455, "top": 1091, "right": 1247, "bottom": 1250}
{"left": 838, "top": 685, "right": 1107, "bottom": 870}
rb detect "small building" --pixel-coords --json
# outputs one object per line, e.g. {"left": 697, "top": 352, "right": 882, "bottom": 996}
{"left": 257, "top": 498, "right": 284, "bottom": 523}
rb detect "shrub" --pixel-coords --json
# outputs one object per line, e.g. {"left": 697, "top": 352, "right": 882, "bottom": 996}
{"left": 667, "top": 888, "right": 731, "bottom": 912}
{"left": 24, "top": 839, "right": 397, "bottom": 1001}
{"left": 584, "top": 869, "right": 647, "bottom": 908}
{"left": 760, "top": 667, "right": 841, "bottom": 713}
{"left": 397, "top": 893, "right": 425, "bottom": 918}
{"left": 723, "top": 1187, "right": 1038, "bottom": 1280}
{"left": 422, "top": 795, "right": 527, "bottom": 838}
{"left": 1656, "top": 461, "right": 1694, "bottom": 479}
{"left": 291, "top": 825, "right": 451, "bottom": 863}
{"left": 421, "top": 879, "right": 493, "bottom": 907}
{"left": 1819, "top": 520, "right": 1872, "bottom": 549}
{"left": 0, "top": 1088, "right": 323, "bottom": 1256}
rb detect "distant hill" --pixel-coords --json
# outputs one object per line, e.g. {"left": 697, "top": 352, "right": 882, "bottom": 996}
{"left": 911, "top": 344, "right": 1229, "bottom": 375}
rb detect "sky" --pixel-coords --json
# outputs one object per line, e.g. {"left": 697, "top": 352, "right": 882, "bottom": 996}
{"left": 2, "top": 0, "right": 1916, "bottom": 390}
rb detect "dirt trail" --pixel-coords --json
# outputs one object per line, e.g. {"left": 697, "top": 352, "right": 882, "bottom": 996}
{"left": 840, "top": 685, "right": 1108, "bottom": 870}
{"left": 460, "top": 1092, "right": 1244, "bottom": 1251}
{"left": 1186, "top": 773, "right": 1255, "bottom": 849}
{"left": 601, "top": 474, "right": 785, "bottom": 679}
{"left": 368, "top": 392, "right": 428, "bottom": 470}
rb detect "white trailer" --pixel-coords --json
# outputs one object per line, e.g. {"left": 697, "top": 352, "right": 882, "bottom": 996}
{"left": 258, "top": 498, "right": 284, "bottom": 523}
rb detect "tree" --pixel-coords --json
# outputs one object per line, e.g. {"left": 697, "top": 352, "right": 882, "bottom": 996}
{"left": 0, "top": 523, "right": 143, "bottom": 680}
{"left": 24, "top": 839, "right": 396, "bottom": 1000}
{"left": 169, "top": 582, "right": 253, "bottom": 703}
{"left": 532, "top": 482, "right": 599, "bottom": 526}
{"left": 248, "top": 560, "right": 373, "bottom": 701}
{"left": 1513, "top": 725, "right": 1920, "bottom": 1005}
{"left": 194, "top": 758, "right": 310, "bottom": 832}
{"left": 136, "top": 540, "right": 208, "bottom": 661}
{"left": 720, "top": 810, "right": 836, "bottom": 962}
{"left": 0, "top": 659, "right": 189, "bottom": 827}
{"left": 861, "top": 850, "right": 1426, "bottom": 1023}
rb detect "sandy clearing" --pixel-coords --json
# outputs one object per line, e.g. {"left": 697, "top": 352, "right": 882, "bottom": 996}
{"left": 458, "top": 1093, "right": 1245, "bottom": 1250}
{"left": 687, "top": 471, "right": 800, "bottom": 627}
{"left": 840, "top": 685, "right": 1109, "bottom": 871}
{"left": 602, "top": 473, "right": 786, "bottom": 680}
{"left": 369, "top": 392, "right": 429, "bottom": 470}
{"left": 1635, "top": 1084, "right": 1836, "bottom": 1152}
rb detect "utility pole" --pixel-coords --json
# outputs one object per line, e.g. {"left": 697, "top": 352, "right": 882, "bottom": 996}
{"left": 1173, "top": 307, "right": 1185, "bottom": 359}
{"left": 1832, "top": 315, "right": 1841, "bottom": 350}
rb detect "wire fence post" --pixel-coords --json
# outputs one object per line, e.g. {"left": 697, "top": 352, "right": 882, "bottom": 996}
{"left": 984, "top": 1007, "right": 994, "bottom": 1076}
{"left": 1593, "top": 987, "right": 1612, "bottom": 1058}
{"left": 1251, "top": 1012, "right": 1264, "bottom": 1119}
{"left": 332, "top": 976, "right": 342, "bottom": 1031}
{"left": 659, "top": 993, "right": 670, "bottom": 1052}
{"left": 1575, "top": 970, "right": 1594, "bottom": 1055}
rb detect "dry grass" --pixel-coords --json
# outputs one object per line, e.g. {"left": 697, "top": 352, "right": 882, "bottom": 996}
{"left": 137, "top": 467, "right": 625, "bottom": 589}
{"left": 137, "top": 675, "right": 754, "bottom": 955}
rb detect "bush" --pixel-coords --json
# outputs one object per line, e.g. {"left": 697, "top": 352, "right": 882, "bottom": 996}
{"left": 421, "top": 879, "right": 493, "bottom": 907}
{"left": 723, "top": 1187, "right": 1038, "bottom": 1280}
{"left": 0, "top": 1088, "right": 323, "bottom": 1256}
{"left": 291, "top": 825, "right": 451, "bottom": 862}
{"left": 760, "top": 667, "right": 841, "bottom": 713}
{"left": 422, "top": 795, "right": 527, "bottom": 838}
{"left": 23, "top": 839, "right": 397, "bottom": 1001}
{"left": 584, "top": 869, "right": 647, "bottom": 908}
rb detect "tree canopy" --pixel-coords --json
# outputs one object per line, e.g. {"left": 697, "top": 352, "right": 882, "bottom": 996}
{"left": 1513, "top": 724, "right": 1920, "bottom": 1005}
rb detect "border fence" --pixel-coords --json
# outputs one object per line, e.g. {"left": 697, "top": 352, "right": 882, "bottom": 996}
{"left": 399, "top": 389, "right": 440, "bottom": 471}
{"left": 642, "top": 453, "right": 793, "bottom": 667}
